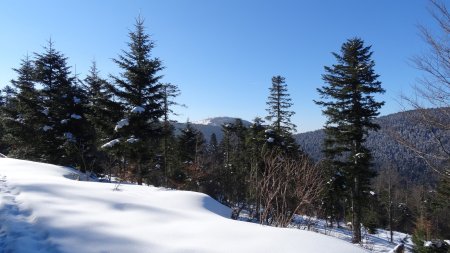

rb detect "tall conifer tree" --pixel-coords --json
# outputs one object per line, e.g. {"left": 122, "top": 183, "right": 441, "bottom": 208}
{"left": 110, "top": 17, "right": 164, "bottom": 185}
{"left": 315, "top": 38, "right": 385, "bottom": 243}
{"left": 2, "top": 55, "right": 42, "bottom": 159}
{"left": 33, "top": 40, "right": 80, "bottom": 164}
{"left": 84, "top": 62, "right": 123, "bottom": 174}
{"left": 266, "top": 75, "right": 296, "bottom": 134}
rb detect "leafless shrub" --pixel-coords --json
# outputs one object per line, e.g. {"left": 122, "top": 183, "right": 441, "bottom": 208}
{"left": 258, "top": 149, "right": 324, "bottom": 227}
{"left": 400, "top": 0, "right": 450, "bottom": 179}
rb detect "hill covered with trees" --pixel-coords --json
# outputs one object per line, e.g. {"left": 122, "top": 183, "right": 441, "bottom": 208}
{"left": 295, "top": 108, "right": 447, "bottom": 183}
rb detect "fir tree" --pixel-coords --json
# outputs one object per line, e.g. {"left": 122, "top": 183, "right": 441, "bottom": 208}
{"left": 84, "top": 61, "right": 123, "bottom": 175}
{"left": 246, "top": 117, "right": 267, "bottom": 219}
{"left": 174, "top": 122, "right": 205, "bottom": 190}
{"left": 0, "top": 89, "right": 8, "bottom": 155}
{"left": 218, "top": 119, "right": 249, "bottom": 208}
{"left": 160, "top": 83, "right": 183, "bottom": 185}
{"left": 85, "top": 62, "right": 122, "bottom": 145}
{"left": 63, "top": 72, "right": 96, "bottom": 173}
{"left": 315, "top": 38, "right": 385, "bottom": 243}
{"left": 2, "top": 55, "right": 42, "bottom": 159}
{"left": 265, "top": 75, "right": 296, "bottom": 134}
{"left": 33, "top": 40, "right": 78, "bottom": 164}
{"left": 110, "top": 17, "right": 164, "bottom": 185}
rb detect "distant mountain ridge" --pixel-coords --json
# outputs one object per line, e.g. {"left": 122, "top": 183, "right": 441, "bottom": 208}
{"left": 181, "top": 109, "right": 448, "bottom": 182}
{"left": 192, "top": 117, "right": 252, "bottom": 127}
{"left": 295, "top": 108, "right": 449, "bottom": 182}
{"left": 175, "top": 117, "right": 251, "bottom": 141}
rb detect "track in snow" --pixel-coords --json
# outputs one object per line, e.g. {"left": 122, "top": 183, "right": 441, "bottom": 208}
{"left": 0, "top": 175, "right": 59, "bottom": 253}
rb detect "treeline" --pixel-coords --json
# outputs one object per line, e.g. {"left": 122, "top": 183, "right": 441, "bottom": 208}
{"left": 296, "top": 108, "right": 446, "bottom": 182}
{"left": 0, "top": 14, "right": 448, "bottom": 249}
{"left": 296, "top": 108, "right": 450, "bottom": 238}
{"left": 0, "top": 18, "right": 320, "bottom": 228}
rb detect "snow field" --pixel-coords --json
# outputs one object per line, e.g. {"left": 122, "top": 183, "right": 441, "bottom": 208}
{"left": 0, "top": 158, "right": 367, "bottom": 253}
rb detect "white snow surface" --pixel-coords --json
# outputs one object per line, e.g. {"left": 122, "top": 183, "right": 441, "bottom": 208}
{"left": 0, "top": 158, "right": 367, "bottom": 253}
{"left": 193, "top": 117, "right": 251, "bottom": 127}
{"left": 101, "top": 139, "right": 120, "bottom": 149}
{"left": 130, "top": 106, "right": 145, "bottom": 114}
{"left": 115, "top": 118, "right": 129, "bottom": 131}
{"left": 70, "top": 114, "right": 82, "bottom": 120}
{"left": 42, "top": 125, "right": 53, "bottom": 132}
{"left": 126, "top": 136, "right": 139, "bottom": 143}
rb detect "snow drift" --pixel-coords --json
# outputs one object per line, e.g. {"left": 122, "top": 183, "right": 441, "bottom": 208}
{"left": 0, "top": 158, "right": 366, "bottom": 253}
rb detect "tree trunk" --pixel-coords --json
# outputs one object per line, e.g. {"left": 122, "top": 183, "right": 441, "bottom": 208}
{"left": 352, "top": 176, "right": 362, "bottom": 243}
{"left": 389, "top": 167, "right": 394, "bottom": 243}
{"left": 137, "top": 163, "right": 143, "bottom": 185}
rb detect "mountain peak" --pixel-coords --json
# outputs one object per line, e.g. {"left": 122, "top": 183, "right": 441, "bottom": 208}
{"left": 192, "top": 117, "right": 251, "bottom": 127}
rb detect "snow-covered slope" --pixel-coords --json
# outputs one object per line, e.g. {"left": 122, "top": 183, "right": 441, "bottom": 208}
{"left": 0, "top": 158, "right": 366, "bottom": 253}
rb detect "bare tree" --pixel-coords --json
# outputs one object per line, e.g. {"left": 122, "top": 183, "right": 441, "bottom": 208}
{"left": 400, "top": 0, "right": 450, "bottom": 179}
{"left": 258, "top": 150, "right": 324, "bottom": 227}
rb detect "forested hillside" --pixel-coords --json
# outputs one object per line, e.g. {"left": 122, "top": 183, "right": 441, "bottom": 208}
{"left": 295, "top": 108, "right": 448, "bottom": 182}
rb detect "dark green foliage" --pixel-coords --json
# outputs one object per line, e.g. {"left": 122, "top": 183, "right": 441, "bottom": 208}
{"left": 0, "top": 89, "right": 8, "bottom": 155}
{"left": 319, "top": 159, "right": 347, "bottom": 227}
{"left": 172, "top": 122, "right": 205, "bottom": 190}
{"left": 84, "top": 62, "right": 122, "bottom": 146}
{"left": 84, "top": 62, "right": 123, "bottom": 174}
{"left": 315, "top": 38, "right": 385, "bottom": 242}
{"left": 31, "top": 40, "right": 95, "bottom": 170}
{"left": 266, "top": 75, "right": 296, "bottom": 134}
{"left": 161, "top": 83, "right": 183, "bottom": 186}
{"left": 295, "top": 109, "right": 446, "bottom": 183}
{"left": 110, "top": 17, "right": 164, "bottom": 185}
{"left": 430, "top": 176, "right": 450, "bottom": 239}
{"left": 1, "top": 56, "right": 42, "bottom": 159}
{"left": 217, "top": 119, "right": 250, "bottom": 207}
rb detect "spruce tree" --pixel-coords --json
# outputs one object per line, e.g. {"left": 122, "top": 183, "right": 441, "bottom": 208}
{"left": 161, "top": 83, "right": 183, "bottom": 185}
{"left": 110, "top": 17, "right": 164, "bottom": 185}
{"left": 218, "top": 119, "right": 249, "bottom": 208}
{"left": 63, "top": 73, "right": 96, "bottom": 173}
{"left": 33, "top": 40, "right": 77, "bottom": 164}
{"left": 2, "top": 55, "right": 42, "bottom": 159}
{"left": 84, "top": 61, "right": 123, "bottom": 174}
{"left": 174, "top": 122, "right": 205, "bottom": 190}
{"left": 34, "top": 40, "right": 92, "bottom": 169}
{"left": 265, "top": 76, "right": 300, "bottom": 155}
{"left": 266, "top": 75, "right": 296, "bottom": 134}
{"left": 0, "top": 89, "right": 8, "bottom": 155}
{"left": 315, "top": 38, "right": 385, "bottom": 243}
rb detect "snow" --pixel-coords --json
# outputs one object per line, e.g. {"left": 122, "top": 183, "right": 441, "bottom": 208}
{"left": 60, "top": 119, "right": 69, "bottom": 124}
{"left": 70, "top": 114, "right": 82, "bottom": 119}
{"left": 267, "top": 137, "right": 275, "bottom": 143}
{"left": 64, "top": 132, "right": 75, "bottom": 142}
{"left": 265, "top": 129, "right": 274, "bottom": 134}
{"left": 41, "top": 108, "right": 49, "bottom": 116}
{"left": 115, "top": 118, "right": 129, "bottom": 131}
{"left": 193, "top": 117, "right": 251, "bottom": 127}
{"left": 130, "top": 106, "right": 145, "bottom": 114}
{"left": 126, "top": 136, "right": 139, "bottom": 143}
{"left": 42, "top": 125, "right": 53, "bottom": 131}
{"left": 354, "top": 153, "right": 365, "bottom": 159}
{"left": 0, "top": 158, "right": 367, "bottom": 253}
{"left": 101, "top": 139, "right": 120, "bottom": 148}
{"left": 370, "top": 191, "right": 375, "bottom": 196}
{"left": 73, "top": 97, "right": 81, "bottom": 104}
{"left": 285, "top": 215, "right": 413, "bottom": 253}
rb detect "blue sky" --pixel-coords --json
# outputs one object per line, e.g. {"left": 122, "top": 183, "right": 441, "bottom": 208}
{"left": 0, "top": 0, "right": 434, "bottom": 132}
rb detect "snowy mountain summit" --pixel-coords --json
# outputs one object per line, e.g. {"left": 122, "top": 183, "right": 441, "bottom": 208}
{"left": 193, "top": 117, "right": 251, "bottom": 127}
{"left": 0, "top": 158, "right": 367, "bottom": 253}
